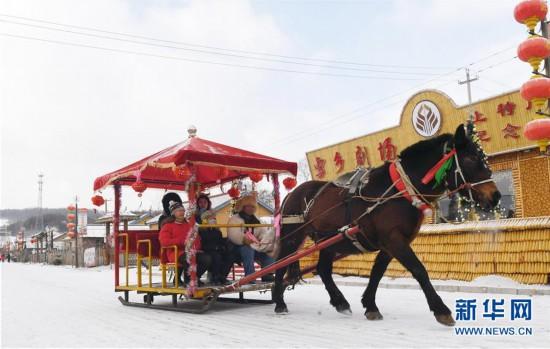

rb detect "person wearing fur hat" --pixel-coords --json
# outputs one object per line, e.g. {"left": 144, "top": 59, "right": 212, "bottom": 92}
{"left": 195, "top": 193, "right": 226, "bottom": 285}
{"left": 159, "top": 200, "right": 212, "bottom": 286}
{"left": 227, "top": 193, "right": 276, "bottom": 281}
{"left": 158, "top": 192, "right": 183, "bottom": 228}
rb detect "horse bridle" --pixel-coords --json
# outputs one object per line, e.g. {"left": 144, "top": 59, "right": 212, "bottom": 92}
{"left": 442, "top": 141, "right": 494, "bottom": 203}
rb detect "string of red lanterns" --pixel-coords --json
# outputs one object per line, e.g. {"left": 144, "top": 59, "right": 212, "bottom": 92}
{"left": 515, "top": 0, "right": 550, "bottom": 153}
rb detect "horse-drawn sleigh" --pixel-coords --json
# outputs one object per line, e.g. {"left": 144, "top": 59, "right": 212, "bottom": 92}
{"left": 92, "top": 122, "right": 500, "bottom": 327}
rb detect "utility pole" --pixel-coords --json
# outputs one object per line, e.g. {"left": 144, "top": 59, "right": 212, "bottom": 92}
{"left": 35, "top": 173, "right": 44, "bottom": 234}
{"left": 458, "top": 68, "right": 479, "bottom": 121}
{"left": 540, "top": 19, "right": 550, "bottom": 111}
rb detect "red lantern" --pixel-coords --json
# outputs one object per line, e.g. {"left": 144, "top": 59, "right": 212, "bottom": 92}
{"left": 514, "top": 0, "right": 548, "bottom": 31}
{"left": 67, "top": 232, "right": 75, "bottom": 239}
{"left": 249, "top": 172, "right": 263, "bottom": 183}
{"left": 524, "top": 118, "right": 550, "bottom": 151}
{"left": 67, "top": 213, "right": 75, "bottom": 222}
{"left": 91, "top": 194, "right": 105, "bottom": 207}
{"left": 283, "top": 177, "right": 297, "bottom": 190}
{"left": 67, "top": 204, "right": 76, "bottom": 212}
{"left": 132, "top": 180, "right": 147, "bottom": 197}
{"left": 227, "top": 187, "right": 240, "bottom": 199}
{"left": 518, "top": 36, "right": 550, "bottom": 71}
{"left": 520, "top": 77, "right": 550, "bottom": 110}
{"left": 67, "top": 223, "right": 76, "bottom": 230}
{"left": 173, "top": 166, "right": 192, "bottom": 181}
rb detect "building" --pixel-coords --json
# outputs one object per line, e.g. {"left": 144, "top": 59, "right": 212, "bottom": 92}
{"left": 303, "top": 89, "right": 550, "bottom": 284}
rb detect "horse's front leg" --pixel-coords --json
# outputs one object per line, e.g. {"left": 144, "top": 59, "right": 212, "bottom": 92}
{"left": 362, "top": 249, "right": 392, "bottom": 320}
{"left": 273, "top": 233, "right": 307, "bottom": 314}
{"left": 317, "top": 249, "right": 351, "bottom": 315}
{"left": 385, "top": 230, "right": 455, "bottom": 326}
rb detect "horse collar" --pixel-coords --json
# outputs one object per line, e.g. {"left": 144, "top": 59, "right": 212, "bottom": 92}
{"left": 388, "top": 161, "right": 431, "bottom": 215}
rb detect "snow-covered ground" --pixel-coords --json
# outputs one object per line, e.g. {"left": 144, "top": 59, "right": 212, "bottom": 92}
{"left": 2, "top": 263, "right": 550, "bottom": 348}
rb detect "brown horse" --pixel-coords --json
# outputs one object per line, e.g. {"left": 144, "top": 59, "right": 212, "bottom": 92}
{"left": 272, "top": 124, "right": 500, "bottom": 326}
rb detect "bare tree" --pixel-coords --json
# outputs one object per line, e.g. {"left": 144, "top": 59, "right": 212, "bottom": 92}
{"left": 297, "top": 158, "right": 312, "bottom": 183}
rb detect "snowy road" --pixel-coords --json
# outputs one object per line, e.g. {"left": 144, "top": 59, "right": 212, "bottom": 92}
{"left": 2, "top": 263, "right": 549, "bottom": 348}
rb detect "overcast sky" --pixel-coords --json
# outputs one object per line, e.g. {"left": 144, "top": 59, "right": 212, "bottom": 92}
{"left": 0, "top": 0, "right": 527, "bottom": 211}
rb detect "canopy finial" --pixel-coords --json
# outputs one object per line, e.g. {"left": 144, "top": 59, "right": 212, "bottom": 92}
{"left": 188, "top": 125, "right": 197, "bottom": 138}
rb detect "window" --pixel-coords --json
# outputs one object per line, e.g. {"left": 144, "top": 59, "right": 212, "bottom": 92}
{"left": 436, "top": 169, "right": 515, "bottom": 223}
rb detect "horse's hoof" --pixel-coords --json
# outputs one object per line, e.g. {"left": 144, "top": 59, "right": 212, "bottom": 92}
{"left": 365, "top": 311, "right": 383, "bottom": 320}
{"left": 335, "top": 304, "right": 352, "bottom": 315}
{"left": 275, "top": 305, "right": 288, "bottom": 314}
{"left": 435, "top": 314, "right": 456, "bottom": 327}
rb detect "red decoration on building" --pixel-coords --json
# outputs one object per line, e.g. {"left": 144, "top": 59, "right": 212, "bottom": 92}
{"left": 131, "top": 180, "right": 147, "bottom": 197}
{"left": 473, "top": 111, "right": 487, "bottom": 123}
{"left": 378, "top": 137, "right": 397, "bottom": 161}
{"left": 497, "top": 102, "right": 517, "bottom": 116}
{"left": 217, "top": 167, "right": 230, "bottom": 179}
{"left": 283, "top": 177, "right": 297, "bottom": 190}
{"left": 248, "top": 172, "right": 263, "bottom": 183}
{"left": 514, "top": 0, "right": 548, "bottom": 31}
{"left": 520, "top": 77, "right": 550, "bottom": 110}
{"left": 333, "top": 152, "right": 345, "bottom": 173}
{"left": 355, "top": 146, "right": 370, "bottom": 167}
{"left": 227, "top": 187, "right": 240, "bottom": 199}
{"left": 502, "top": 123, "right": 522, "bottom": 139}
{"left": 173, "top": 166, "right": 192, "bottom": 181}
{"left": 314, "top": 157, "right": 326, "bottom": 179}
{"left": 91, "top": 195, "right": 105, "bottom": 207}
{"left": 478, "top": 130, "right": 491, "bottom": 142}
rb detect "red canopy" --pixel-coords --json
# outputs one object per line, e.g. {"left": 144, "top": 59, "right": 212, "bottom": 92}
{"left": 93, "top": 129, "right": 297, "bottom": 192}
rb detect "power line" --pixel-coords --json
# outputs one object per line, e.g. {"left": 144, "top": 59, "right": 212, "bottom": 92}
{"left": 270, "top": 49, "right": 519, "bottom": 146}
{"left": 0, "top": 12, "right": 455, "bottom": 70}
{"left": 0, "top": 18, "right": 445, "bottom": 76}
{"left": 269, "top": 69, "right": 463, "bottom": 145}
{"left": 276, "top": 79, "right": 458, "bottom": 147}
{"left": 0, "top": 32, "right": 425, "bottom": 81}
{"left": 477, "top": 56, "right": 518, "bottom": 73}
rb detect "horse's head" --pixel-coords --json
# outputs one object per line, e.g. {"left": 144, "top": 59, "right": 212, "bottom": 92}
{"left": 449, "top": 123, "right": 501, "bottom": 210}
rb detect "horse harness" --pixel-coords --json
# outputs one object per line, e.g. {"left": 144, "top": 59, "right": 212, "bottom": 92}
{"left": 280, "top": 142, "right": 495, "bottom": 253}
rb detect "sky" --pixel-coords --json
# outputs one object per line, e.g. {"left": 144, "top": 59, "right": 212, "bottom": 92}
{"left": 0, "top": 0, "right": 529, "bottom": 211}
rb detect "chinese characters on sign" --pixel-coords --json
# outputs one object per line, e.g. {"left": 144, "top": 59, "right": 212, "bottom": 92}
{"left": 497, "top": 102, "right": 516, "bottom": 117}
{"left": 378, "top": 137, "right": 397, "bottom": 161}
{"left": 473, "top": 111, "right": 487, "bottom": 124}
{"left": 333, "top": 152, "right": 345, "bottom": 173}
{"left": 355, "top": 146, "right": 367, "bottom": 167}
{"left": 455, "top": 298, "right": 532, "bottom": 321}
{"left": 314, "top": 157, "right": 326, "bottom": 179}
{"left": 502, "top": 123, "right": 521, "bottom": 139}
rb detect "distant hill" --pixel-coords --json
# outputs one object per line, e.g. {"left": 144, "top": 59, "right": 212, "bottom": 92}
{"left": 0, "top": 208, "right": 160, "bottom": 235}
{"left": 0, "top": 208, "right": 105, "bottom": 235}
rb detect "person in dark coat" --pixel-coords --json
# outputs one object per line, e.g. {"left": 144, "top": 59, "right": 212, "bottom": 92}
{"left": 195, "top": 193, "right": 227, "bottom": 285}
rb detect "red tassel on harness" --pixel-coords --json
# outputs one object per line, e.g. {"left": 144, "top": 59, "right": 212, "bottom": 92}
{"left": 421, "top": 149, "right": 456, "bottom": 185}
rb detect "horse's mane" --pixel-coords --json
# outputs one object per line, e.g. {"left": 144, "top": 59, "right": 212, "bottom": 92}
{"left": 399, "top": 133, "right": 453, "bottom": 160}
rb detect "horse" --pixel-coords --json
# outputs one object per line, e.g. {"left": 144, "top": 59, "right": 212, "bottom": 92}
{"left": 272, "top": 124, "right": 501, "bottom": 327}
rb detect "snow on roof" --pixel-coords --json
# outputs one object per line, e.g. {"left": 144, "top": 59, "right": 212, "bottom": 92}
{"left": 146, "top": 213, "right": 162, "bottom": 225}
{"left": 95, "top": 211, "right": 139, "bottom": 223}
